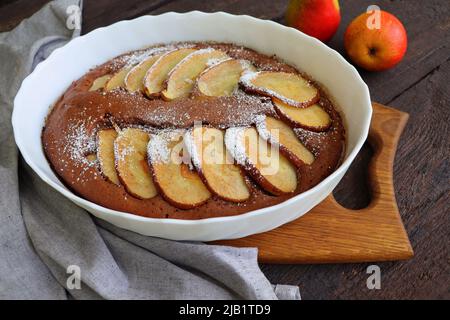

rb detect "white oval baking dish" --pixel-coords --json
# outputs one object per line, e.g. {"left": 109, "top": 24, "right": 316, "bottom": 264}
{"left": 12, "top": 11, "right": 372, "bottom": 241}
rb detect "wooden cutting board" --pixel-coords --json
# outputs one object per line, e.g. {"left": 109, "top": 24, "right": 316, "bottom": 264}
{"left": 213, "top": 102, "right": 414, "bottom": 264}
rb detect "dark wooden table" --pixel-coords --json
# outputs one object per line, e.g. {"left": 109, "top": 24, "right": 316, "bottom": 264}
{"left": 2, "top": 0, "right": 448, "bottom": 299}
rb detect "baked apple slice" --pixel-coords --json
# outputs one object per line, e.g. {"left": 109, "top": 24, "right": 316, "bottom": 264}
{"left": 144, "top": 48, "right": 196, "bottom": 97}
{"left": 161, "top": 48, "right": 229, "bottom": 100}
{"left": 124, "top": 54, "right": 162, "bottom": 93}
{"left": 148, "top": 130, "right": 211, "bottom": 209}
{"left": 196, "top": 59, "right": 254, "bottom": 97}
{"left": 97, "top": 129, "right": 120, "bottom": 185}
{"left": 89, "top": 74, "right": 112, "bottom": 91}
{"left": 105, "top": 66, "right": 134, "bottom": 91}
{"left": 225, "top": 127, "right": 297, "bottom": 195}
{"left": 240, "top": 71, "right": 319, "bottom": 107}
{"left": 256, "top": 116, "right": 314, "bottom": 166}
{"left": 114, "top": 128, "right": 158, "bottom": 199}
{"left": 184, "top": 127, "right": 250, "bottom": 202}
{"left": 273, "top": 99, "right": 331, "bottom": 132}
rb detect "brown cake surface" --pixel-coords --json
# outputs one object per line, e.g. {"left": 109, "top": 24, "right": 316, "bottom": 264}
{"left": 42, "top": 42, "right": 345, "bottom": 219}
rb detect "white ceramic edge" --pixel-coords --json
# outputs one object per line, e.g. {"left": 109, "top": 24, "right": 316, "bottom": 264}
{"left": 12, "top": 11, "right": 372, "bottom": 241}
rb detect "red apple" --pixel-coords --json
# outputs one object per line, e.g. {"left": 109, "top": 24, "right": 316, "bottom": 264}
{"left": 286, "top": 0, "right": 341, "bottom": 42}
{"left": 344, "top": 10, "right": 407, "bottom": 71}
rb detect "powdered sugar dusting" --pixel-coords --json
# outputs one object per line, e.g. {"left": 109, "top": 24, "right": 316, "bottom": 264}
{"left": 167, "top": 48, "right": 227, "bottom": 79}
{"left": 224, "top": 127, "right": 248, "bottom": 166}
{"left": 63, "top": 121, "right": 96, "bottom": 165}
{"left": 223, "top": 90, "right": 275, "bottom": 126}
{"left": 239, "top": 59, "right": 255, "bottom": 73}
{"left": 109, "top": 45, "right": 176, "bottom": 70}
{"left": 60, "top": 120, "right": 99, "bottom": 182}
{"left": 255, "top": 114, "right": 284, "bottom": 151}
{"left": 114, "top": 131, "right": 137, "bottom": 163}
{"left": 147, "top": 129, "right": 185, "bottom": 164}
{"left": 183, "top": 128, "right": 201, "bottom": 170}
{"left": 240, "top": 70, "right": 258, "bottom": 84}
{"left": 254, "top": 114, "right": 270, "bottom": 141}
{"left": 294, "top": 127, "right": 330, "bottom": 157}
{"left": 206, "top": 56, "right": 230, "bottom": 67}
{"left": 240, "top": 71, "right": 316, "bottom": 107}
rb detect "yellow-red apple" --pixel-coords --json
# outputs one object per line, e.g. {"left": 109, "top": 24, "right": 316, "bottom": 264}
{"left": 344, "top": 10, "right": 407, "bottom": 71}
{"left": 286, "top": 0, "right": 341, "bottom": 42}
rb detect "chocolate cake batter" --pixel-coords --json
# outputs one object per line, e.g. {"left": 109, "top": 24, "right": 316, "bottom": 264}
{"left": 42, "top": 42, "right": 345, "bottom": 219}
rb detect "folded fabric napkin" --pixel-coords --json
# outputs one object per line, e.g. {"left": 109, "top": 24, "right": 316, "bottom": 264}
{"left": 0, "top": 0, "right": 300, "bottom": 300}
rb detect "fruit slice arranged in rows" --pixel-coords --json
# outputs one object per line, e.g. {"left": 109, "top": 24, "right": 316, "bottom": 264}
{"left": 256, "top": 116, "right": 315, "bottom": 166}
{"left": 225, "top": 127, "right": 297, "bottom": 195}
{"left": 114, "top": 128, "right": 158, "bottom": 199}
{"left": 148, "top": 130, "right": 211, "bottom": 209}
{"left": 196, "top": 59, "right": 255, "bottom": 97}
{"left": 97, "top": 129, "right": 120, "bottom": 185}
{"left": 240, "top": 71, "right": 319, "bottom": 107}
{"left": 105, "top": 65, "right": 134, "bottom": 91}
{"left": 273, "top": 99, "right": 331, "bottom": 131}
{"left": 162, "top": 48, "right": 229, "bottom": 100}
{"left": 89, "top": 74, "right": 112, "bottom": 91}
{"left": 144, "top": 48, "right": 197, "bottom": 97}
{"left": 124, "top": 54, "right": 163, "bottom": 93}
{"left": 184, "top": 127, "right": 250, "bottom": 202}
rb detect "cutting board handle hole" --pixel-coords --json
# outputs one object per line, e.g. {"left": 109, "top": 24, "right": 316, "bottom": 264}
{"left": 333, "top": 142, "right": 374, "bottom": 210}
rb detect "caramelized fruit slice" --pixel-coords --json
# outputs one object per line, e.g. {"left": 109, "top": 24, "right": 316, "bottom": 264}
{"left": 256, "top": 116, "right": 314, "bottom": 166}
{"left": 240, "top": 71, "right": 319, "bottom": 107}
{"left": 114, "top": 128, "right": 157, "bottom": 199}
{"left": 148, "top": 131, "right": 211, "bottom": 209}
{"left": 105, "top": 66, "right": 134, "bottom": 91}
{"left": 144, "top": 48, "right": 197, "bottom": 97}
{"left": 89, "top": 74, "right": 112, "bottom": 91}
{"left": 97, "top": 129, "right": 120, "bottom": 185}
{"left": 162, "top": 48, "right": 229, "bottom": 100}
{"left": 185, "top": 127, "right": 250, "bottom": 202}
{"left": 124, "top": 54, "right": 162, "bottom": 93}
{"left": 196, "top": 59, "right": 254, "bottom": 97}
{"left": 225, "top": 127, "right": 297, "bottom": 195}
{"left": 273, "top": 99, "right": 331, "bottom": 132}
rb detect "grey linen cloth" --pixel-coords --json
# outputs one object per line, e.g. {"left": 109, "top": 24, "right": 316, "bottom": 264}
{"left": 0, "top": 0, "right": 301, "bottom": 300}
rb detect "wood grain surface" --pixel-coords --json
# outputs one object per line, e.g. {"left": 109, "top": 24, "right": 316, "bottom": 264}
{"left": 2, "top": 0, "right": 448, "bottom": 300}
